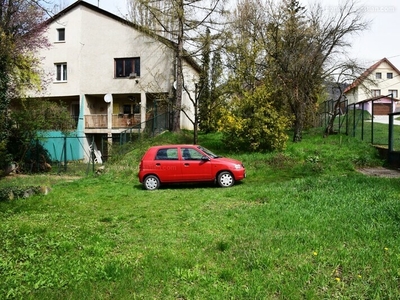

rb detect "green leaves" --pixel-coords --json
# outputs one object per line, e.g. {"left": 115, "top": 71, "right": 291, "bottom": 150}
{"left": 219, "top": 84, "right": 292, "bottom": 151}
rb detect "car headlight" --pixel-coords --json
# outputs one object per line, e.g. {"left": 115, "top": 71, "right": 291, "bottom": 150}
{"left": 233, "top": 164, "right": 242, "bottom": 169}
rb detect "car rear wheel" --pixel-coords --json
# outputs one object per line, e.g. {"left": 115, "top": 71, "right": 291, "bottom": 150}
{"left": 217, "top": 171, "right": 235, "bottom": 188}
{"left": 144, "top": 175, "right": 160, "bottom": 190}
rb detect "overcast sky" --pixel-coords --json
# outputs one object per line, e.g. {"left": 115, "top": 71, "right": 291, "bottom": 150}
{"left": 82, "top": 0, "right": 400, "bottom": 68}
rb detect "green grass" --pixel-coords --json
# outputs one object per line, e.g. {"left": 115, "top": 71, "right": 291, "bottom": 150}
{"left": 1, "top": 129, "right": 400, "bottom": 299}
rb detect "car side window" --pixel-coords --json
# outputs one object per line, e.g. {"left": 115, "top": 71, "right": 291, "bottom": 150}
{"left": 181, "top": 148, "right": 204, "bottom": 160}
{"left": 155, "top": 148, "right": 178, "bottom": 160}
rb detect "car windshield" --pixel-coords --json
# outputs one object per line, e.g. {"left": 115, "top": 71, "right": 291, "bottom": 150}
{"left": 198, "top": 146, "right": 220, "bottom": 158}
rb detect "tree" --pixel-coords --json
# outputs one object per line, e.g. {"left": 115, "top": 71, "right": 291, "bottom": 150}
{"left": 323, "top": 59, "right": 375, "bottom": 136}
{"left": 8, "top": 98, "right": 75, "bottom": 172}
{"left": 225, "top": 0, "right": 369, "bottom": 143}
{"left": 265, "top": 0, "right": 369, "bottom": 142}
{"left": 0, "top": 0, "right": 51, "bottom": 173}
{"left": 0, "top": 0, "right": 63, "bottom": 173}
{"left": 127, "top": 0, "right": 226, "bottom": 132}
{"left": 199, "top": 50, "right": 224, "bottom": 133}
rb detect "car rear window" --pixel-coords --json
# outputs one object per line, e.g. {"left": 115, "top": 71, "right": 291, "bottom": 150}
{"left": 155, "top": 148, "right": 178, "bottom": 160}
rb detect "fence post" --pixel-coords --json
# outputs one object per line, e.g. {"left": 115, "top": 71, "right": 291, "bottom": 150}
{"left": 361, "top": 102, "right": 365, "bottom": 141}
{"left": 92, "top": 136, "right": 95, "bottom": 173}
{"left": 63, "top": 136, "right": 67, "bottom": 172}
{"left": 36, "top": 139, "right": 40, "bottom": 173}
{"left": 352, "top": 106, "right": 356, "bottom": 137}
{"left": 388, "top": 114, "right": 394, "bottom": 165}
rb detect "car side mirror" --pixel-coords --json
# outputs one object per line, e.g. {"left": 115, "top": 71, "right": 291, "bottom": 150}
{"left": 201, "top": 156, "right": 210, "bottom": 161}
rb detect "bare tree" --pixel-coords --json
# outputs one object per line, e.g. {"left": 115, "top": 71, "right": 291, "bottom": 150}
{"left": 127, "top": 0, "right": 226, "bottom": 132}
{"left": 323, "top": 59, "right": 376, "bottom": 136}
{"left": 225, "top": 0, "right": 369, "bottom": 142}
{"left": 265, "top": 0, "right": 369, "bottom": 142}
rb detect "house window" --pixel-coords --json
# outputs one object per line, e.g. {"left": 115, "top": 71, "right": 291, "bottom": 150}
{"left": 57, "top": 28, "right": 65, "bottom": 41}
{"left": 55, "top": 63, "right": 67, "bottom": 81}
{"left": 389, "top": 90, "right": 398, "bottom": 98}
{"left": 115, "top": 57, "right": 140, "bottom": 78}
{"left": 375, "top": 72, "right": 382, "bottom": 79}
{"left": 123, "top": 105, "right": 131, "bottom": 114}
{"left": 387, "top": 72, "right": 393, "bottom": 79}
{"left": 371, "top": 89, "right": 381, "bottom": 97}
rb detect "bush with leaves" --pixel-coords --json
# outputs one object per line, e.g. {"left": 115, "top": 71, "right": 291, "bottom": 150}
{"left": 3, "top": 99, "right": 74, "bottom": 174}
{"left": 218, "top": 85, "right": 292, "bottom": 152}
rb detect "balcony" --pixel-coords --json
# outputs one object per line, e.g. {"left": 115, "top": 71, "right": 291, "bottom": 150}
{"left": 112, "top": 114, "right": 141, "bottom": 128}
{"left": 85, "top": 114, "right": 107, "bottom": 128}
{"left": 84, "top": 114, "right": 141, "bottom": 129}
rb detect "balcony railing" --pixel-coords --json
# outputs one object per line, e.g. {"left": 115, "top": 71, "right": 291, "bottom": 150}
{"left": 112, "top": 114, "right": 141, "bottom": 128}
{"left": 85, "top": 114, "right": 107, "bottom": 128}
{"left": 84, "top": 114, "right": 141, "bottom": 129}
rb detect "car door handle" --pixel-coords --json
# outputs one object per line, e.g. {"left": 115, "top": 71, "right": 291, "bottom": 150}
{"left": 156, "top": 163, "right": 161, "bottom": 166}
{"left": 184, "top": 163, "right": 190, "bottom": 166}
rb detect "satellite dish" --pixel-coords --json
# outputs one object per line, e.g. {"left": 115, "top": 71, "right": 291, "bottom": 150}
{"left": 104, "top": 93, "right": 113, "bottom": 103}
{"left": 173, "top": 81, "right": 177, "bottom": 90}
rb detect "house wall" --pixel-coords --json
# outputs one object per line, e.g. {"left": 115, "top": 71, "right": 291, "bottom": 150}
{"left": 37, "top": 6, "right": 175, "bottom": 96}
{"left": 346, "top": 61, "right": 400, "bottom": 105}
{"left": 32, "top": 3, "right": 198, "bottom": 131}
{"left": 354, "top": 98, "right": 396, "bottom": 115}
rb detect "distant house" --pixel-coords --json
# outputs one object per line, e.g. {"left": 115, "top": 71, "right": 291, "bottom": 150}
{"left": 26, "top": 0, "right": 200, "bottom": 162}
{"left": 344, "top": 58, "right": 400, "bottom": 115}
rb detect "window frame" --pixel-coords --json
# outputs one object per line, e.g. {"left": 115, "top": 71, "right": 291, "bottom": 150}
{"left": 371, "top": 89, "right": 381, "bottom": 97}
{"left": 114, "top": 57, "right": 140, "bottom": 78}
{"left": 155, "top": 148, "right": 178, "bottom": 160}
{"left": 56, "top": 28, "right": 65, "bottom": 42}
{"left": 55, "top": 63, "right": 67, "bottom": 82}
{"left": 388, "top": 89, "right": 398, "bottom": 98}
{"left": 387, "top": 72, "right": 393, "bottom": 79}
{"left": 375, "top": 72, "right": 382, "bottom": 79}
{"left": 181, "top": 148, "right": 204, "bottom": 160}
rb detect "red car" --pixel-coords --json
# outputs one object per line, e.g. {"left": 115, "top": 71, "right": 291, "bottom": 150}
{"left": 138, "top": 145, "right": 246, "bottom": 190}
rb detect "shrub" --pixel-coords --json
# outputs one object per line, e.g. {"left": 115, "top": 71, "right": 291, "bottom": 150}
{"left": 218, "top": 85, "right": 292, "bottom": 151}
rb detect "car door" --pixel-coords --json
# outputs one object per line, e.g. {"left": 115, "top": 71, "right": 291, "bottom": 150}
{"left": 180, "top": 147, "right": 212, "bottom": 181}
{"left": 153, "top": 147, "right": 181, "bottom": 182}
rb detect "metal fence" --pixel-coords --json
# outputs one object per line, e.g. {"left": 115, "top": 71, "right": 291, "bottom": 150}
{"left": 320, "top": 96, "right": 400, "bottom": 166}
{"left": 14, "top": 112, "right": 171, "bottom": 175}
{"left": 119, "top": 111, "right": 170, "bottom": 144}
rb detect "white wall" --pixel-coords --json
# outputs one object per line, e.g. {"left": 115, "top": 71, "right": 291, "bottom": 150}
{"left": 32, "top": 3, "right": 198, "bottom": 130}
{"left": 346, "top": 61, "right": 400, "bottom": 104}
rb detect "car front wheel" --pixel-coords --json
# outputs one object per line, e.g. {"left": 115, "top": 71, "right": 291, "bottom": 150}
{"left": 217, "top": 171, "right": 235, "bottom": 188}
{"left": 144, "top": 175, "right": 160, "bottom": 190}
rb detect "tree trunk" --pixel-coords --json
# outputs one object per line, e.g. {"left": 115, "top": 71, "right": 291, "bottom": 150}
{"left": 293, "top": 119, "right": 303, "bottom": 142}
{"left": 324, "top": 95, "right": 343, "bottom": 137}
{"left": 292, "top": 87, "right": 304, "bottom": 142}
{"left": 172, "top": 0, "right": 184, "bottom": 132}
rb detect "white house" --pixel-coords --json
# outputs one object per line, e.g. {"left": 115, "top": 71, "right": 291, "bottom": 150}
{"left": 28, "top": 0, "right": 200, "bottom": 162}
{"left": 344, "top": 58, "right": 400, "bottom": 115}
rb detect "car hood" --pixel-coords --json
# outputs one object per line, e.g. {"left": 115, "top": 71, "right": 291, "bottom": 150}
{"left": 212, "top": 157, "right": 243, "bottom": 165}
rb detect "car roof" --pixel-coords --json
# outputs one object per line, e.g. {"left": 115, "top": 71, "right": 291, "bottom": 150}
{"left": 149, "top": 144, "right": 200, "bottom": 149}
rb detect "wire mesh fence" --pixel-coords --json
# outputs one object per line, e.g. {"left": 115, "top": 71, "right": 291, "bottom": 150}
{"left": 320, "top": 97, "right": 398, "bottom": 146}
{"left": 320, "top": 96, "right": 400, "bottom": 166}
{"left": 12, "top": 112, "right": 171, "bottom": 175}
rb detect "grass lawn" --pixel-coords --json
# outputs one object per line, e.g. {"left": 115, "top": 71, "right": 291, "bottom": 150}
{"left": 1, "top": 129, "right": 400, "bottom": 299}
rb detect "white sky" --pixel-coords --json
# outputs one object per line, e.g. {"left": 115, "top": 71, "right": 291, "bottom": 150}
{"left": 75, "top": 0, "right": 400, "bottom": 69}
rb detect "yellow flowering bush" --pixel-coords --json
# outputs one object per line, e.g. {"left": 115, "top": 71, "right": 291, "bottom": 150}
{"left": 218, "top": 85, "right": 292, "bottom": 151}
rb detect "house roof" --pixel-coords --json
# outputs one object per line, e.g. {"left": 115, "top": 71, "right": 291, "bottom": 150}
{"left": 45, "top": 0, "right": 201, "bottom": 73}
{"left": 344, "top": 57, "right": 400, "bottom": 93}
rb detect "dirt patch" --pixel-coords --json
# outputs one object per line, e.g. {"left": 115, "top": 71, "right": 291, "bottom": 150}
{"left": 357, "top": 167, "right": 400, "bottom": 178}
